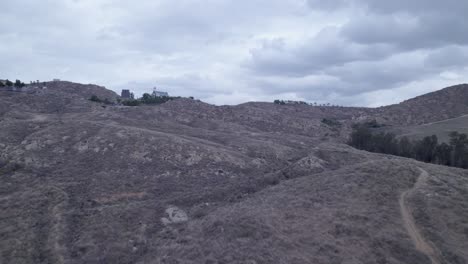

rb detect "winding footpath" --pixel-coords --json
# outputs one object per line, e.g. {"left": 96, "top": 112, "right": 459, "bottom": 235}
{"left": 399, "top": 168, "right": 440, "bottom": 264}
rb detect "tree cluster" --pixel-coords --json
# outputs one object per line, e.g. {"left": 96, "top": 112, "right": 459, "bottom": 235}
{"left": 274, "top": 100, "right": 309, "bottom": 105}
{"left": 0, "top": 79, "right": 25, "bottom": 87}
{"left": 348, "top": 125, "right": 468, "bottom": 169}
{"left": 273, "top": 100, "right": 341, "bottom": 107}
{"left": 140, "top": 93, "right": 178, "bottom": 104}
{"left": 274, "top": 100, "right": 286, "bottom": 105}
{"left": 121, "top": 93, "right": 181, "bottom": 106}
{"left": 122, "top": 99, "right": 141, "bottom": 106}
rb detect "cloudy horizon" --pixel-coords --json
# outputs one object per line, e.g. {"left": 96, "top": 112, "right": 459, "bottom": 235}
{"left": 2, "top": 0, "right": 468, "bottom": 106}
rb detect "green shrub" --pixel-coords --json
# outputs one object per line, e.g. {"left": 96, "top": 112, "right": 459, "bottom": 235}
{"left": 122, "top": 100, "right": 141, "bottom": 106}
{"left": 140, "top": 95, "right": 177, "bottom": 105}
{"left": 89, "top": 95, "right": 101, "bottom": 102}
{"left": 321, "top": 118, "right": 342, "bottom": 127}
{"left": 89, "top": 95, "right": 113, "bottom": 105}
{"left": 363, "top": 120, "right": 385, "bottom": 128}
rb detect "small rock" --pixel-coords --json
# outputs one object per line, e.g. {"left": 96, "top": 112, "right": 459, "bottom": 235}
{"left": 161, "top": 206, "right": 188, "bottom": 225}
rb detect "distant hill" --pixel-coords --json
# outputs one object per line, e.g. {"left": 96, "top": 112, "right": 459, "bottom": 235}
{"left": 1, "top": 81, "right": 467, "bottom": 263}
{"left": 376, "top": 84, "right": 468, "bottom": 125}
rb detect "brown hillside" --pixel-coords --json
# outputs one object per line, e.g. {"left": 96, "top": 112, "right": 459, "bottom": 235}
{"left": 376, "top": 84, "right": 468, "bottom": 125}
{"left": 0, "top": 82, "right": 467, "bottom": 264}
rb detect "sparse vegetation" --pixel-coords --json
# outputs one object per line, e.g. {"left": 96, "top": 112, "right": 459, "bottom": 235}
{"left": 89, "top": 95, "right": 100, "bottom": 102}
{"left": 349, "top": 125, "right": 468, "bottom": 169}
{"left": 122, "top": 99, "right": 141, "bottom": 106}
{"left": 274, "top": 99, "right": 343, "bottom": 107}
{"left": 14, "top": 80, "right": 26, "bottom": 87}
{"left": 274, "top": 99, "right": 308, "bottom": 105}
{"left": 363, "top": 119, "right": 385, "bottom": 128}
{"left": 321, "top": 118, "right": 342, "bottom": 128}
{"left": 120, "top": 93, "right": 181, "bottom": 106}
{"left": 2, "top": 80, "right": 468, "bottom": 263}
{"left": 0, "top": 79, "right": 26, "bottom": 88}
{"left": 140, "top": 93, "right": 179, "bottom": 105}
{"left": 0, "top": 160, "right": 23, "bottom": 175}
{"left": 274, "top": 99, "right": 286, "bottom": 105}
{"left": 89, "top": 95, "right": 112, "bottom": 105}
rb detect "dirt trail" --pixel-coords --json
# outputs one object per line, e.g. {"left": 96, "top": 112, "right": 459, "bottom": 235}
{"left": 399, "top": 168, "right": 440, "bottom": 264}
{"left": 422, "top": 113, "right": 468, "bottom": 126}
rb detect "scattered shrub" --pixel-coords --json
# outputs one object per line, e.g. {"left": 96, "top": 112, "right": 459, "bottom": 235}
{"left": 89, "top": 95, "right": 101, "bottom": 102}
{"left": 89, "top": 95, "right": 113, "bottom": 105}
{"left": 122, "top": 100, "right": 141, "bottom": 106}
{"left": 14, "top": 80, "right": 26, "bottom": 87}
{"left": 139, "top": 95, "right": 177, "bottom": 105}
{"left": 322, "top": 118, "right": 342, "bottom": 128}
{"left": 363, "top": 120, "right": 385, "bottom": 128}
{"left": 119, "top": 94, "right": 181, "bottom": 106}
{"left": 0, "top": 161, "right": 23, "bottom": 175}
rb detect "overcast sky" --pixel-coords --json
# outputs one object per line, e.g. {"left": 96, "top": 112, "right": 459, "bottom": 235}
{"left": 2, "top": 0, "right": 468, "bottom": 106}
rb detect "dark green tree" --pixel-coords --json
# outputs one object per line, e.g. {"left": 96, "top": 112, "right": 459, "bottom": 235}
{"left": 89, "top": 95, "right": 101, "bottom": 102}
{"left": 449, "top": 132, "right": 468, "bottom": 168}
{"left": 377, "top": 132, "right": 398, "bottom": 155}
{"left": 435, "top": 143, "right": 453, "bottom": 166}
{"left": 414, "top": 135, "right": 438, "bottom": 163}
{"left": 398, "top": 136, "right": 414, "bottom": 158}
{"left": 348, "top": 126, "right": 468, "bottom": 169}
{"left": 122, "top": 100, "right": 140, "bottom": 106}
{"left": 348, "top": 125, "right": 373, "bottom": 150}
{"left": 5, "top": 79, "right": 13, "bottom": 86}
{"left": 142, "top": 93, "right": 152, "bottom": 101}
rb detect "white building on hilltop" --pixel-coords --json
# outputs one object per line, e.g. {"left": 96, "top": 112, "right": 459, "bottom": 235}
{"left": 152, "top": 87, "right": 169, "bottom": 97}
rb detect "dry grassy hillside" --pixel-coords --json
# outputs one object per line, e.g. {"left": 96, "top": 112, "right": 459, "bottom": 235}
{"left": 384, "top": 114, "right": 468, "bottom": 143}
{"left": 375, "top": 84, "right": 468, "bottom": 126}
{"left": 1, "top": 82, "right": 467, "bottom": 264}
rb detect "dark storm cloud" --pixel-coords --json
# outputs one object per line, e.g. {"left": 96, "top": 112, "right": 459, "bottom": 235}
{"left": 341, "top": 13, "right": 468, "bottom": 49}
{"left": 307, "top": 0, "right": 468, "bottom": 14}
{"left": 424, "top": 46, "right": 468, "bottom": 68}
{"left": 308, "top": 0, "right": 468, "bottom": 49}
{"left": 248, "top": 27, "right": 397, "bottom": 76}
{"left": 247, "top": 0, "right": 468, "bottom": 102}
